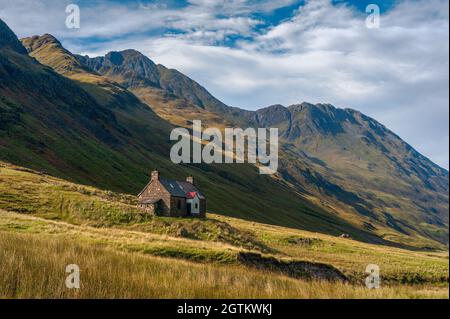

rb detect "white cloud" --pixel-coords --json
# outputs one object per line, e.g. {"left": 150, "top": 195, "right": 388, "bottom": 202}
{"left": 0, "top": 0, "right": 271, "bottom": 40}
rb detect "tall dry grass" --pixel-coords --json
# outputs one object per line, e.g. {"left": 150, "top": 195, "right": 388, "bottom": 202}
{"left": 0, "top": 231, "right": 447, "bottom": 299}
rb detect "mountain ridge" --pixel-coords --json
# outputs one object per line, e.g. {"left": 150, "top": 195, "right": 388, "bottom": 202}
{"left": 68, "top": 40, "right": 448, "bottom": 246}
{"left": 2, "top": 22, "right": 389, "bottom": 250}
{"left": 0, "top": 23, "right": 447, "bottom": 248}
{"left": 256, "top": 102, "right": 448, "bottom": 174}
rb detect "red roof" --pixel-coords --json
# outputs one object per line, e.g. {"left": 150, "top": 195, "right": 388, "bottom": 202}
{"left": 186, "top": 191, "right": 197, "bottom": 199}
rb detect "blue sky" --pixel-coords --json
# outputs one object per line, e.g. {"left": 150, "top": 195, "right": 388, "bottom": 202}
{"left": 0, "top": 0, "right": 449, "bottom": 169}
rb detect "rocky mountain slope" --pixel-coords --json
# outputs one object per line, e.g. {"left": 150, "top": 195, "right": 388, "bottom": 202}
{"left": 1, "top": 18, "right": 448, "bottom": 249}
{"left": 67, "top": 46, "right": 449, "bottom": 247}
{"left": 265, "top": 103, "right": 449, "bottom": 245}
{"left": 2, "top": 19, "right": 374, "bottom": 246}
{"left": 75, "top": 49, "right": 249, "bottom": 128}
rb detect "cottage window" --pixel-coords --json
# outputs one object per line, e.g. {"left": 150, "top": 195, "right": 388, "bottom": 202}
{"left": 177, "top": 199, "right": 181, "bottom": 210}
{"left": 195, "top": 203, "right": 198, "bottom": 209}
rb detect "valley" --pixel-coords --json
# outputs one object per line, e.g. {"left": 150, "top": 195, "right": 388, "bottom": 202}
{"left": 0, "top": 17, "right": 449, "bottom": 299}
{"left": 21, "top": 32, "right": 449, "bottom": 249}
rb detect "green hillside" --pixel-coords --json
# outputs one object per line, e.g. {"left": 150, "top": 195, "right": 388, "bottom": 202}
{"left": 1, "top": 18, "right": 448, "bottom": 250}
{"left": 1, "top": 20, "right": 382, "bottom": 245}
{"left": 0, "top": 162, "right": 448, "bottom": 298}
{"left": 69, "top": 45, "right": 449, "bottom": 248}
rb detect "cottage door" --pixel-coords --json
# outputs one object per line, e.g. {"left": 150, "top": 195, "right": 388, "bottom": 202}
{"left": 187, "top": 203, "right": 192, "bottom": 215}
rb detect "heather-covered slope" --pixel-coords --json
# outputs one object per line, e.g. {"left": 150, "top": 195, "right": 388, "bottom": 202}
{"left": 1, "top": 25, "right": 170, "bottom": 190}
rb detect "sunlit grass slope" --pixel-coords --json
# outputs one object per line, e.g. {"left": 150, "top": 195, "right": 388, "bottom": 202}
{"left": 1, "top": 231, "right": 447, "bottom": 299}
{"left": 0, "top": 162, "right": 448, "bottom": 298}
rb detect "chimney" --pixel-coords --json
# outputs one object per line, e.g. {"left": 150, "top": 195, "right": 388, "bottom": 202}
{"left": 186, "top": 176, "right": 194, "bottom": 185}
{"left": 151, "top": 170, "right": 160, "bottom": 181}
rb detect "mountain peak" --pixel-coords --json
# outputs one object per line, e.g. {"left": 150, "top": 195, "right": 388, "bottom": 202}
{"left": 101, "top": 49, "right": 155, "bottom": 66}
{"left": 76, "top": 49, "right": 160, "bottom": 88}
{"left": 258, "top": 102, "right": 332, "bottom": 114}
{"left": 0, "top": 19, "right": 27, "bottom": 54}
{"left": 20, "top": 33, "right": 94, "bottom": 76}
{"left": 260, "top": 104, "right": 287, "bottom": 111}
{"left": 288, "top": 102, "right": 337, "bottom": 112}
{"left": 21, "top": 34, "right": 62, "bottom": 53}
{"left": 119, "top": 49, "right": 147, "bottom": 57}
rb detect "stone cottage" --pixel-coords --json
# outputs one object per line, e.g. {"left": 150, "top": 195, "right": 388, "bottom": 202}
{"left": 138, "top": 170, "right": 206, "bottom": 218}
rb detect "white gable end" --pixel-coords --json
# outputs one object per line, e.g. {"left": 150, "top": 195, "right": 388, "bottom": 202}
{"left": 187, "top": 194, "right": 200, "bottom": 215}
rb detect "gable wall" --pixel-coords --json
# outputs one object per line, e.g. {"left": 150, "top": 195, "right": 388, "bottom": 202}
{"left": 187, "top": 196, "right": 200, "bottom": 215}
{"left": 139, "top": 180, "right": 172, "bottom": 216}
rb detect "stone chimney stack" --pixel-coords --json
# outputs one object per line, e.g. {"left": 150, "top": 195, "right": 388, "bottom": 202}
{"left": 186, "top": 176, "right": 194, "bottom": 185}
{"left": 151, "top": 170, "right": 160, "bottom": 181}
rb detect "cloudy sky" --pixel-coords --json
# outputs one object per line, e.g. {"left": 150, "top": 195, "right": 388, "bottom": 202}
{"left": 0, "top": 0, "right": 448, "bottom": 169}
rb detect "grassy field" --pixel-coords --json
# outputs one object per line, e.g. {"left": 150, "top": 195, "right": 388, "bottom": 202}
{"left": 0, "top": 162, "right": 448, "bottom": 298}
{"left": 1, "top": 230, "right": 447, "bottom": 299}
